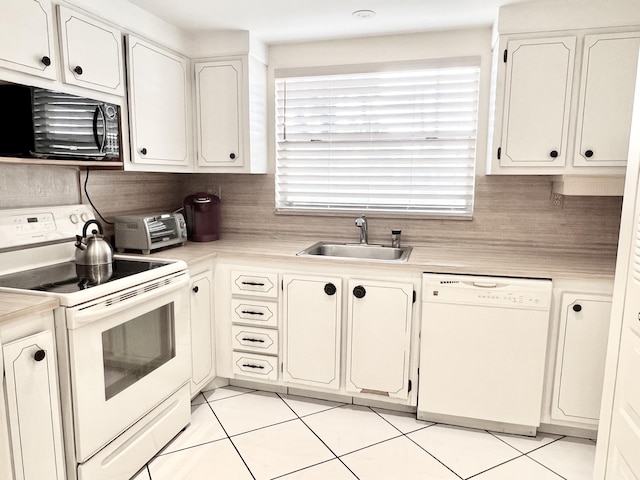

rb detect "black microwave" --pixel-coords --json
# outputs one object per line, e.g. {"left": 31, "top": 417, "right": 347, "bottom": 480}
{"left": 0, "top": 84, "right": 121, "bottom": 161}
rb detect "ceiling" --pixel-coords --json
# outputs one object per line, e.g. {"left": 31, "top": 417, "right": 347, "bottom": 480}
{"left": 123, "top": 0, "right": 545, "bottom": 45}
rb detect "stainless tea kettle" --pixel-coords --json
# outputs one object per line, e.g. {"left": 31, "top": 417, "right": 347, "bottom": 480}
{"left": 75, "top": 219, "right": 113, "bottom": 266}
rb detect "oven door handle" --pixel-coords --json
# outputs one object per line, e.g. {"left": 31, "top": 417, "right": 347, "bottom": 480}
{"left": 66, "top": 273, "right": 189, "bottom": 329}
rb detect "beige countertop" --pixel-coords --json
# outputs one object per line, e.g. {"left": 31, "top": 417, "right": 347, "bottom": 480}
{"left": 147, "top": 236, "right": 617, "bottom": 281}
{"left": 0, "top": 292, "right": 59, "bottom": 325}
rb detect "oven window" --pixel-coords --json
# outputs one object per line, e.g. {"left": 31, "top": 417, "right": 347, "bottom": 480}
{"left": 102, "top": 303, "right": 175, "bottom": 400}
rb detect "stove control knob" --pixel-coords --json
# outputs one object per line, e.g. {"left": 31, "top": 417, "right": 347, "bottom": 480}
{"left": 70, "top": 213, "right": 79, "bottom": 224}
{"left": 81, "top": 213, "right": 90, "bottom": 222}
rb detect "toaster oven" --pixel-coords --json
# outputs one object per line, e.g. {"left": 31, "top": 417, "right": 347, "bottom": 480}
{"left": 115, "top": 212, "right": 187, "bottom": 254}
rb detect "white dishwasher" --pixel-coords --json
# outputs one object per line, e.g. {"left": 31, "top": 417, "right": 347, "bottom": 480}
{"left": 418, "top": 274, "right": 552, "bottom": 435}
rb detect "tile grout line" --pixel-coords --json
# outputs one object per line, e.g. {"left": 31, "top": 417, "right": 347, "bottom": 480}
{"left": 205, "top": 400, "right": 257, "bottom": 480}
{"left": 276, "top": 392, "right": 361, "bottom": 479}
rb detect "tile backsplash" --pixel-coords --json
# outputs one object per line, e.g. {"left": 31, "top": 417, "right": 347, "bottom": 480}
{"left": 0, "top": 165, "right": 623, "bottom": 256}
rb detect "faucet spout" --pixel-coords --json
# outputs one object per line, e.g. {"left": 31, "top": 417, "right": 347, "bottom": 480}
{"left": 354, "top": 215, "right": 368, "bottom": 244}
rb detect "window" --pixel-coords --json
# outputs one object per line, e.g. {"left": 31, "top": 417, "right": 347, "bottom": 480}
{"left": 275, "top": 61, "right": 480, "bottom": 217}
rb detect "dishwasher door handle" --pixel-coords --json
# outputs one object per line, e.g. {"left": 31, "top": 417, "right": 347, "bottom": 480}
{"left": 472, "top": 282, "right": 499, "bottom": 288}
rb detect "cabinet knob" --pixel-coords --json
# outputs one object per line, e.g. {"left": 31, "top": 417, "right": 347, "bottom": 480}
{"left": 230, "top": 153, "right": 236, "bottom": 160}
{"left": 192, "top": 286, "right": 199, "bottom": 293}
{"left": 573, "top": 304, "right": 582, "bottom": 312}
{"left": 41, "top": 56, "right": 51, "bottom": 67}
{"left": 585, "top": 150, "right": 594, "bottom": 158}
{"left": 34, "top": 349, "right": 46, "bottom": 362}
{"left": 140, "top": 147, "right": 147, "bottom": 155}
{"left": 324, "top": 283, "right": 337, "bottom": 296}
{"left": 353, "top": 285, "right": 366, "bottom": 299}
{"left": 74, "top": 65, "right": 83, "bottom": 75}
{"left": 550, "top": 150, "right": 559, "bottom": 158}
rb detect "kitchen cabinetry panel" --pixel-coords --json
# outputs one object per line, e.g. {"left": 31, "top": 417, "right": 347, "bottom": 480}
{"left": 0, "top": 0, "right": 57, "bottom": 80}
{"left": 190, "top": 270, "right": 215, "bottom": 395}
{"left": 231, "top": 298, "right": 277, "bottom": 328}
{"left": 346, "top": 279, "right": 413, "bottom": 399}
{"left": 232, "top": 325, "right": 278, "bottom": 355}
{"left": 195, "top": 60, "right": 242, "bottom": 168}
{"left": 3, "top": 330, "right": 65, "bottom": 480}
{"left": 573, "top": 32, "right": 640, "bottom": 166}
{"left": 283, "top": 275, "right": 342, "bottom": 390}
{"left": 126, "top": 35, "right": 190, "bottom": 170}
{"left": 232, "top": 351, "right": 278, "bottom": 381}
{"left": 499, "top": 36, "right": 576, "bottom": 168}
{"left": 57, "top": 6, "right": 125, "bottom": 96}
{"left": 231, "top": 271, "right": 278, "bottom": 298}
{"left": 552, "top": 293, "right": 611, "bottom": 425}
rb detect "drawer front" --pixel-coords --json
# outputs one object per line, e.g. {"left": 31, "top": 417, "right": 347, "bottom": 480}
{"left": 232, "top": 325, "right": 278, "bottom": 355}
{"left": 231, "top": 299, "right": 278, "bottom": 328}
{"left": 232, "top": 352, "right": 278, "bottom": 381}
{"left": 231, "top": 271, "right": 278, "bottom": 298}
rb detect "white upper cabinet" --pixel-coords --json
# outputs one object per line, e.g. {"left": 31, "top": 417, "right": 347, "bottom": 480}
{"left": 573, "top": 32, "right": 640, "bottom": 167}
{"left": 498, "top": 36, "right": 576, "bottom": 168}
{"left": 126, "top": 34, "right": 191, "bottom": 171}
{"left": 194, "top": 55, "right": 267, "bottom": 173}
{"left": 488, "top": 28, "right": 640, "bottom": 175}
{"left": 57, "top": 6, "right": 125, "bottom": 96}
{"left": 0, "top": 0, "right": 57, "bottom": 80}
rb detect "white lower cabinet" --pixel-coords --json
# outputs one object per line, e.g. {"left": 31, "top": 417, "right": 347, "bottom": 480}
{"left": 1, "top": 312, "right": 65, "bottom": 480}
{"left": 551, "top": 292, "right": 612, "bottom": 426}
{"left": 189, "top": 266, "right": 215, "bottom": 396}
{"left": 282, "top": 275, "right": 342, "bottom": 390}
{"left": 346, "top": 279, "right": 413, "bottom": 400}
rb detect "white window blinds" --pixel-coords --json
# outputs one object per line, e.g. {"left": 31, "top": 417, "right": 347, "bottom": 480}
{"left": 275, "top": 63, "right": 480, "bottom": 216}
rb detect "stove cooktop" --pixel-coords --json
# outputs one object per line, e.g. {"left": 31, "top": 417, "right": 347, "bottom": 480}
{"left": 0, "top": 259, "right": 172, "bottom": 293}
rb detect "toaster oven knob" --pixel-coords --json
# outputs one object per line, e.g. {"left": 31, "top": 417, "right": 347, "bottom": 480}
{"left": 74, "top": 65, "right": 83, "bottom": 75}
{"left": 41, "top": 56, "right": 51, "bottom": 67}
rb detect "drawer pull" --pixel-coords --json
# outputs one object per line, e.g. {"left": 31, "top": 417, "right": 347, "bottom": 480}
{"left": 241, "top": 310, "right": 265, "bottom": 316}
{"left": 242, "top": 363, "right": 265, "bottom": 369}
{"left": 242, "top": 337, "right": 265, "bottom": 343}
{"left": 242, "top": 281, "right": 265, "bottom": 286}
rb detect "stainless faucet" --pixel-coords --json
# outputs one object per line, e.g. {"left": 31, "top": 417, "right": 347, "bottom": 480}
{"left": 354, "top": 215, "right": 368, "bottom": 244}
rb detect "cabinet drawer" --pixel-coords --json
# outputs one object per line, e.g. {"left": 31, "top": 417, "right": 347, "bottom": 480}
{"left": 232, "top": 325, "right": 278, "bottom": 355}
{"left": 231, "top": 299, "right": 277, "bottom": 328}
{"left": 232, "top": 352, "right": 278, "bottom": 381}
{"left": 231, "top": 271, "right": 278, "bottom": 298}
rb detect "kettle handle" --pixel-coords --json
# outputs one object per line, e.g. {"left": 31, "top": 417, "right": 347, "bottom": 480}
{"left": 82, "top": 219, "right": 103, "bottom": 237}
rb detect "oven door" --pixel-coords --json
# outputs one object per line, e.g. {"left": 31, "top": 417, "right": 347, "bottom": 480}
{"left": 64, "top": 271, "right": 190, "bottom": 463}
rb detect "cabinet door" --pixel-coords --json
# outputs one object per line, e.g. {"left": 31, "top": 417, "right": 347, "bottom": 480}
{"left": 283, "top": 275, "right": 341, "bottom": 390}
{"left": 552, "top": 293, "right": 611, "bottom": 425}
{"left": 499, "top": 36, "right": 576, "bottom": 167}
{"left": 0, "top": 0, "right": 56, "bottom": 79}
{"left": 190, "top": 271, "right": 214, "bottom": 394}
{"left": 574, "top": 32, "right": 640, "bottom": 167}
{"left": 57, "top": 6, "right": 125, "bottom": 95}
{"left": 346, "top": 279, "right": 413, "bottom": 399}
{"left": 3, "top": 331, "right": 64, "bottom": 480}
{"left": 127, "top": 35, "right": 190, "bottom": 169}
{"left": 195, "top": 60, "right": 243, "bottom": 168}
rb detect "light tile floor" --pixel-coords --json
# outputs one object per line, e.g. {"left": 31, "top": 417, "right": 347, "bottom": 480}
{"left": 131, "top": 386, "right": 597, "bottom": 480}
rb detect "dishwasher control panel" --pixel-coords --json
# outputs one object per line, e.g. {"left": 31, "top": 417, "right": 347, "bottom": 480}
{"left": 422, "top": 274, "right": 552, "bottom": 310}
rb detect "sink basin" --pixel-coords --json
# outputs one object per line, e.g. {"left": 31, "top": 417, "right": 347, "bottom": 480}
{"left": 297, "top": 241, "right": 412, "bottom": 263}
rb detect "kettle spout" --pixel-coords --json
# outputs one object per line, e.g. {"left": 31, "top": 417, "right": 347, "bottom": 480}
{"left": 75, "top": 235, "right": 86, "bottom": 251}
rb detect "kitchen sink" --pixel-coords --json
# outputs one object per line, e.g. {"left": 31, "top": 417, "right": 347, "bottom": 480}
{"left": 296, "top": 241, "right": 412, "bottom": 263}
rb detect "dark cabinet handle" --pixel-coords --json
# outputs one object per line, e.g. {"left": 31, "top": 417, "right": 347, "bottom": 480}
{"left": 573, "top": 304, "right": 582, "bottom": 312}
{"left": 34, "top": 349, "right": 46, "bottom": 362}
{"left": 242, "top": 363, "right": 265, "bottom": 369}
{"left": 585, "top": 150, "right": 594, "bottom": 158}
{"left": 242, "top": 281, "right": 265, "bottom": 286}
{"left": 241, "top": 310, "right": 264, "bottom": 316}
{"left": 324, "top": 283, "right": 337, "bottom": 296}
{"left": 74, "top": 65, "right": 83, "bottom": 75}
{"left": 230, "top": 153, "right": 236, "bottom": 159}
{"left": 353, "top": 285, "right": 366, "bottom": 299}
{"left": 241, "top": 338, "right": 265, "bottom": 343}
{"left": 41, "top": 56, "right": 51, "bottom": 67}
{"left": 140, "top": 147, "right": 147, "bottom": 155}
{"left": 192, "top": 286, "right": 199, "bottom": 293}
{"left": 550, "top": 150, "right": 559, "bottom": 158}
